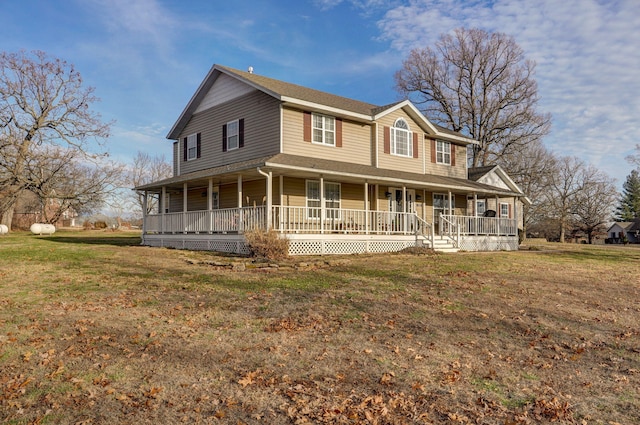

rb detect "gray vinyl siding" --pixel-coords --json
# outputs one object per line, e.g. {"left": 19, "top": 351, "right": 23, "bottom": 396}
{"left": 172, "top": 141, "right": 178, "bottom": 176}
{"left": 177, "top": 90, "right": 281, "bottom": 175}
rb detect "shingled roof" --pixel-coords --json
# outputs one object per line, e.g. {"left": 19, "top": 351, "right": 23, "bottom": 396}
{"left": 167, "top": 64, "right": 477, "bottom": 145}
{"left": 217, "top": 65, "right": 378, "bottom": 116}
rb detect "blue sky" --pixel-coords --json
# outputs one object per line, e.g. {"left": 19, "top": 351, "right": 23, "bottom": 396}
{"left": 1, "top": 0, "right": 639, "bottom": 188}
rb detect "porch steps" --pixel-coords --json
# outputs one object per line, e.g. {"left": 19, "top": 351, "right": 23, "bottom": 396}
{"left": 430, "top": 238, "right": 459, "bottom": 253}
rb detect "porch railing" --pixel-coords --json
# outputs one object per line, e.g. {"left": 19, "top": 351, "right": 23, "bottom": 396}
{"left": 144, "top": 208, "right": 516, "bottom": 238}
{"left": 271, "top": 206, "right": 423, "bottom": 235}
{"left": 144, "top": 206, "right": 266, "bottom": 234}
{"left": 440, "top": 214, "right": 517, "bottom": 236}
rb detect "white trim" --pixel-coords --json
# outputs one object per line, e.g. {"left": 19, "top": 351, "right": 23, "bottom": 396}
{"left": 265, "top": 161, "right": 494, "bottom": 194}
{"left": 500, "top": 202, "right": 510, "bottom": 218}
{"left": 279, "top": 104, "right": 284, "bottom": 153}
{"left": 391, "top": 118, "right": 412, "bottom": 158}
{"left": 311, "top": 113, "right": 336, "bottom": 147}
{"left": 186, "top": 133, "right": 198, "bottom": 161}
{"left": 280, "top": 96, "right": 372, "bottom": 121}
{"left": 226, "top": 119, "right": 240, "bottom": 151}
{"left": 372, "top": 100, "right": 478, "bottom": 145}
{"left": 436, "top": 140, "right": 451, "bottom": 165}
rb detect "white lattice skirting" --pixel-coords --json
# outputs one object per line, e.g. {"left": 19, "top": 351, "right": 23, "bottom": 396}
{"left": 143, "top": 235, "right": 250, "bottom": 254}
{"left": 142, "top": 234, "right": 518, "bottom": 255}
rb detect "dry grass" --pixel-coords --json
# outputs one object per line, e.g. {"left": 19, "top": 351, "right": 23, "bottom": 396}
{"left": 1, "top": 231, "right": 639, "bottom": 424}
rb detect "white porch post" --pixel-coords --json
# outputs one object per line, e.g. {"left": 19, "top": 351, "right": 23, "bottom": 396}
{"left": 473, "top": 193, "right": 478, "bottom": 236}
{"left": 208, "top": 178, "right": 213, "bottom": 234}
{"left": 279, "top": 175, "right": 284, "bottom": 231}
{"left": 183, "top": 183, "right": 188, "bottom": 234}
{"left": 161, "top": 186, "right": 166, "bottom": 234}
{"left": 375, "top": 184, "right": 380, "bottom": 233}
{"left": 364, "top": 182, "right": 369, "bottom": 235}
{"left": 208, "top": 179, "right": 214, "bottom": 210}
{"left": 402, "top": 185, "right": 407, "bottom": 234}
{"left": 513, "top": 196, "right": 518, "bottom": 238}
{"left": 266, "top": 171, "right": 272, "bottom": 230}
{"left": 422, "top": 189, "right": 426, "bottom": 221}
{"left": 142, "top": 191, "right": 148, "bottom": 236}
{"left": 237, "top": 175, "right": 243, "bottom": 233}
{"left": 448, "top": 190, "right": 453, "bottom": 238}
{"left": 496, "top": 195, "right": 500, "bottom": 235}
{"left": 320, "top": 176, "right": 325, "bottom": 234}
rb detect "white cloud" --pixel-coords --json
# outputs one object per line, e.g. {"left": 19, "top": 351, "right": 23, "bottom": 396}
{"left": 375, "top": 0, "right": 640, "bottom": 184}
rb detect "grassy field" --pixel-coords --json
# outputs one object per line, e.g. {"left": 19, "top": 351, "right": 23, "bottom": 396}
{"left": 1, "top": 230, "right": 639, "bottom": 424}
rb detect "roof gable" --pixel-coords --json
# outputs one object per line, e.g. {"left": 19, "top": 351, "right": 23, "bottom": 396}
{"left": 468, "top": 165, "right": 531, "bottom": 205}
{"left": 167, "top": 64, "right": 479, "bottom": 145}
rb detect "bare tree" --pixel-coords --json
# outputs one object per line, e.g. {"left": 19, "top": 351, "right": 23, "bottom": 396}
{"left": 500, "top": 139, "right": 557, "bottom": 239}
{"left": 571, "top": 166, "right": 617, "bottom": 244}
{"left": 24, "top": 146, "right": 125, "bottom": 223}
{"left": 543, "top": 156, "right": 586, "bottom": 243}
{"left": 128, "top": 151, "right": 172, "bottom": 217}
{"left": 0, "top": 50, "right": 111, "bottom": 229}
{"left": 395, "top": 28, "right": 551, "bottom": 168}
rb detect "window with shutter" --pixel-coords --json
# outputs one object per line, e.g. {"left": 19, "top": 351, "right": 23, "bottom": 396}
{"left": 186, "top": 133, "right": 198, "bottom": 161}
{"left": 390, "top": 118, "right": 412, "bottom": 157}
{"left": 436, "top": 140, "right": 451, "bottom": 165}
{"left": 311, "top": 113, "right": 336, "bottom": 146}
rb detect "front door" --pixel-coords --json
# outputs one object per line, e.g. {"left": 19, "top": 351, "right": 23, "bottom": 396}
{"left": 388, "top": 188, "right": 415, "bottom": 231}
{"left": 433, "top": 193, "right": 455, "bottom": 234}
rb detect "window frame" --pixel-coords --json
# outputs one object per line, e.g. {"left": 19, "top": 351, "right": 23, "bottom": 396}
{"left": 500, "top": 203, "right": 509, "bottom": 218}
{"left": 436, "top": 140, "right": 451, "bottom": 165}
{"left": 186, "top": 133, "right": 198, "bottom": 161}
{"left": 391, "top": 118, "right": 412, "bottom": 157}
{"left": 306, "top": 180, "right": 341, "bottom": 220}
{"left": 476, "top": 200, "right": 486, "bottom": 217}
{"left": 225, "top": 119, "right": 240, "bottom": 151}
{"left": 311, "top": 113, "right": 336, "bottom": 146}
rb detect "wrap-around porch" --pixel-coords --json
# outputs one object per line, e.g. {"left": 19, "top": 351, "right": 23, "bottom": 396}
{"left": 139, "top": 158, "right": 522, "bottom": 254}
{"left": 142, "top": 205, "right": 518, "bottom": 255}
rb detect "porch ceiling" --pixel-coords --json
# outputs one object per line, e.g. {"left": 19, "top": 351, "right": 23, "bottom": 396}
{"left": 137, "top": 153, "right": 521, "bottom": 197}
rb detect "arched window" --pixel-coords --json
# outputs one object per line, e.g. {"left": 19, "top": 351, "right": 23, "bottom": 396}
{"left": 392, "top": 118, "right": 412, "bottom": 157}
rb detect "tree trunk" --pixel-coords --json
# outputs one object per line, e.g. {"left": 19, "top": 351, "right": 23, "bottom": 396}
{"left": 1, "top": 204, "right": 16, "bottom": 230}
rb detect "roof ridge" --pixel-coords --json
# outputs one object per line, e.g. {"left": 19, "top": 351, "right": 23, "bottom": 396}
{"left": 216, "top": 65, "right": 379, "bottom": 115}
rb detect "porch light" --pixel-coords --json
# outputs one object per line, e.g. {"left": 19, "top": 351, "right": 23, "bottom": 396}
{"left": 385, "top": 191, "right": 392, "bottom": 199}
{"left": 416, "top": 194, "right": 422, "bottom": 201}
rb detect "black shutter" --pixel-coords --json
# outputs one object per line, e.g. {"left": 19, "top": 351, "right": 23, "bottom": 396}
{"left": 196, "top": 133, "right": 201, "bottom": 158}
{"left": 183, "top": 137, "right": 187, "bottom": 161}
{"left": 222, "top": 124, "right": 227, "bottom": 152}
{"left": 239, "top": 119, "right": 245, "bottom": 148}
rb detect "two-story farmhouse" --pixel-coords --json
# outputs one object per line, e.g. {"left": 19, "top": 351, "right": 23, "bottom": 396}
{"left": 136, "top": 64, "right": 529, "bottom": 255}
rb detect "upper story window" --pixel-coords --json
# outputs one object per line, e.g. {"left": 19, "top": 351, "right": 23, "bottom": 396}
{"left": 222, "top": 118, "right": 244, "bottom": 152}
{"left": 391, "top": 118, "right": 412, "bottom": 157}
{"left": 436, "top": 140, "right": 451, "bottom": 165}
{"left": 500, "top": 203, "right": 510, "bottom": 218}
{"left": 183, "top": 133, "right": 201, "bottom": 161}
{"left": 187, "top": 134, "right": 198, "bottom": 160}
{"left": 226, "top": 120, "right": 239, "bottom": 151}
{"left": 312, "top": 113, "right": 335, "bottom": 146}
